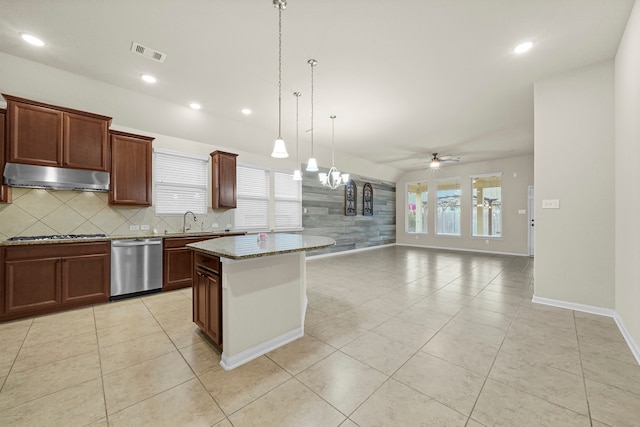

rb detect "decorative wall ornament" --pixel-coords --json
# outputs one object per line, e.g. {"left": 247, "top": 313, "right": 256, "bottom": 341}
{"left": 363, "top": 182, "right": 373, "bottom": 216}
{"left": 345, "top": 179, "right": 356, "bottom": 216}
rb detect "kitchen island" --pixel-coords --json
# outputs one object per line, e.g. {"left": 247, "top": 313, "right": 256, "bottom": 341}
{"left": 187, "top": 233, "right": 335, "bottom": 370}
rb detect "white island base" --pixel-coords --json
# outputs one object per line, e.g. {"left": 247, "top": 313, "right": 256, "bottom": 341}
{"left": 219, "top": 252, "right": 306, "bottom": 370}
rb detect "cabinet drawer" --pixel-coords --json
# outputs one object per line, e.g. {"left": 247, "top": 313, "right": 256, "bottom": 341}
{"left": 164, "top": 235, "right": 219, "bottom": 249}
{"left": 194, "top": 253, "right": 220, "bottom": 274}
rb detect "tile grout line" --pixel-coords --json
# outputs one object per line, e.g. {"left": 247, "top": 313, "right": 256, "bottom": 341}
{"left": 573, "top": 310, "right": 595, "bottom": 427}
{"left": 92, "top": 305, "right": 110, "bottom": 425}
{"left": 141, "top": 291, "right": 230, "bottom": 425}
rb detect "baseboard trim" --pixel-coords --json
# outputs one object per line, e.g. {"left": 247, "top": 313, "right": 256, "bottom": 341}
{"left": 306, "top": 243, "right": 396, "bottom": 260}
{"left": 396, "top": 243, "right": 529, "bottom": 257}
{"left": 220, "top": 327, "right": 303, "bottom": 371}
{"left": 532, "top": 295, "right": 640, "bottom": 365}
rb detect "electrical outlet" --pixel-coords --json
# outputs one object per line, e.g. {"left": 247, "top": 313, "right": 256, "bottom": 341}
{"left": 129, "top": 225, "right": 140, "bottom": 231}
{"left": 226, "top": 224, "right": 232, "bottom": 229}
{"left": 485, "top": 240, "right": 489, "bottom": 244}
{"left": 140, "top": 225, "right": 150, "bottom": 230}
{"left": 212, "top": 223, "right": 218, "bottom": 228}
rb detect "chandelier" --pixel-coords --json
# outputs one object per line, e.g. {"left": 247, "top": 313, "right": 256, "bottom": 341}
{"left": 270, "top": 0, "right": 289, "bottom": 158}
{"left": 319, "top": 115, "right": 349, "bottom": 189}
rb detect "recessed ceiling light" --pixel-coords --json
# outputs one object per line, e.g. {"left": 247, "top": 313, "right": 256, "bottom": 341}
{"left": 140, "top": 74, "right": 157, "bottom": 83}
{"left": 189, "top": 103, "right": 201, "bottom": 110}
{"left": 513, "top": 41, "right": 534, "bottom": 54}
{"left": 20, "top": 33, "right": 45, "bottom": 47}
{"left": 241, "top": 108, "right": 252, "bottom": 115}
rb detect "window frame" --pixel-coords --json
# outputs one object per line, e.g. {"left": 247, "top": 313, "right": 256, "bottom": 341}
{"left": 470, "top": 172, "right": 503, "bottom": 239}
{"left": 273, "top": 169, "right": 303, "bottom": 232}
{"left": 153, "top": 148, "right": 208, "bottom": 216}
{"left": 234, "top": 162, "right": 270, "bottom": 233}
{"left": 406, "top": 181, "right": 429, "bottom": 234}
{"left": 435, "top": 176, "right": 462, "bottom": 236}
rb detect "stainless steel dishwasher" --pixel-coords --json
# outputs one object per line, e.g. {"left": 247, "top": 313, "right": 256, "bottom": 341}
{"left": 111, "top": 238, "right": 163, "bottom": 299}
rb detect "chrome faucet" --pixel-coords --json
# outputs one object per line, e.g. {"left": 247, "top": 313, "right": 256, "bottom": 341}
{"left": 183, "top": 211, "right": 197, "bottom": 232}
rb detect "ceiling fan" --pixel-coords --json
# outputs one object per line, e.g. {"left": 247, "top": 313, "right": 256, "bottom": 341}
{"left": 429, "top": 153, "right": 460, "bottom": 169}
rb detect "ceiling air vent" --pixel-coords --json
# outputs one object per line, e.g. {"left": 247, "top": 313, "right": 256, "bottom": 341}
{"left": 130, "top": 41, "right": 167, "bottom": 63}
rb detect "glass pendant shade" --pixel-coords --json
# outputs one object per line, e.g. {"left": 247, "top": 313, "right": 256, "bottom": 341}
{"left": 292, "top": 169, "right": 303, "bottom": 181}
{"left": 306, "top": 158, "right": 318, "bottom": 171}
{"left": 271, "top": 138, "right": 289, "bottom": 158}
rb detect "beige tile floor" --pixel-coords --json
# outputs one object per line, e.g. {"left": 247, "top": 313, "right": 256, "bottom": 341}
{"left": 0, "top": 246, "right": 639, "bottom": 426}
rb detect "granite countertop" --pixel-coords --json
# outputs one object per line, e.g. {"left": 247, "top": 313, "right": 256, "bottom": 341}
{"left": 187, "top": 233, "right": 336, "bottom": 260}
{"left": 0, "top": 230, "right": 246, "bottom": 246}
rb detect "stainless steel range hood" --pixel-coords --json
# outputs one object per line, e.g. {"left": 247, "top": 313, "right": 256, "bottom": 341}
{"left": 3, "top": 163, "right": 110, "bottom": 192}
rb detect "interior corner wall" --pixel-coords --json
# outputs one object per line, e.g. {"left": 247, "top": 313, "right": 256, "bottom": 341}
{"left": 615, "top": 1, "right": 640, "bottom": 351}
{"left": 533, "top": 60, "right": 615, "bottom": 309}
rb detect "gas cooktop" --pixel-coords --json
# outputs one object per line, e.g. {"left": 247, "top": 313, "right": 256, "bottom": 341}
{"left": 6, "top": 233, "right": 107, "bottom": 242}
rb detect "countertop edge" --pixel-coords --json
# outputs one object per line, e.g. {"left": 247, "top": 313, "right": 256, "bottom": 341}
{"left": 187, "top": 234, "right": 336, "bottom": 260}
{"left": 0, "top": 231, "right": 247, "bottom": 246}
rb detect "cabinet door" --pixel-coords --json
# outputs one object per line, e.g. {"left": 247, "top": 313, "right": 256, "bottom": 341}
{"left": 6, "top": 100, "right": 63, "bottom": 166}
{"left": 5, "top": 258, "right": 61, "bottom": 314}
{"left": 109, "top": 131, "right": 153, "bottom": 206}
{"left": 164, "top": 247, "right": 194, "bottom": 291}
{"left": 205, "top": 273, "right": 222, "bottom": 346}
{"left": 63, "top": 112, "right": 109, "bottom": 171}
{"left": 211, "top": 151, "right": 237, "bottom": 209}
{"left": 61, "top": 253, "right": 110, "bottom": 303}
{"left": 0, "top": 109, "right": 11, "bottom": 203}
{"left": 193, "top": 270, "right": 208, "bottom": 330}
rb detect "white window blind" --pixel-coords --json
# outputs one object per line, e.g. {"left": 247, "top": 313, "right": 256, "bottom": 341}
{"left": 274, "top": 171, "right": 302, "bottom": 230}
{"left": 154, "top": 148, "right": 208, "bottom": 215}
{"left": 234, "top": 164, "right": 269, "bottom": 231}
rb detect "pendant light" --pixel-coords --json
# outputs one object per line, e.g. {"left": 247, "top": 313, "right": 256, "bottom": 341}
{"left": 292, "top": 91, "right": 303, "bottom": 180}
{"left": 270, "top": 0, "right": 289, "bottom": 158}
{"left": 319, "top": 115, "right": 349, "bottom": 189}
{"left": 305, "top": 59, "right": 319, "bottom": 171}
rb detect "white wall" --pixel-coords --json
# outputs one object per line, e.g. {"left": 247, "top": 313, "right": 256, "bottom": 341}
{"left": 615, "top": 1, "right": 640, "bottom": 352}
{"left": 395, "top": 154, "right": 534, "bottom": 255}
{"left": 533, "top": 61, "right": 615, "bottom": 308}
{"left": 0, "top": 52, "right": 402, "bottom": 183}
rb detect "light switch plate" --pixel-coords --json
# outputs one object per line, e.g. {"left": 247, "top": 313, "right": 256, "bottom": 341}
{"left": 129, "top": 225, "right": 140, "bottom": 231}
{"left": 518, "top": 209, "right": 526, "bottom": 214}
{"left": 542, "top": 199, "right": 560, "bottom": 209}
{"left": 140, "top": 225, "right": 150, "bottom": 230}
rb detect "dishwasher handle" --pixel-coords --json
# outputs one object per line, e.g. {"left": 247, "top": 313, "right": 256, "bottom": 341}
{"left": 112, "top": 238, "right": 163, "bottom": 247}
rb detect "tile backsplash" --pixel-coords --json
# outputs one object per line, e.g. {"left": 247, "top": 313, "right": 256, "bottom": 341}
{"left": 0, "top": 188, "right": 234, "bottom": 240}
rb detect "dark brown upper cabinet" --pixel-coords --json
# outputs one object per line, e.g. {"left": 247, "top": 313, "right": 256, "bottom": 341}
{"left": 0, "top": 108, "right": 12, "bottom": 203}
{"left": 109, "top": 130, "right": 154, "bottom": 206}
{"left": 3, "top": 94, "right": 111, "bottom": 172}
{"left": 211, "top": 151, "right": 237, "bottom": 209}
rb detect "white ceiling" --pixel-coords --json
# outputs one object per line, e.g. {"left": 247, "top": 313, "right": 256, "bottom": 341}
{"left": 0, "top": 0, "right": 635, "bottom": 172}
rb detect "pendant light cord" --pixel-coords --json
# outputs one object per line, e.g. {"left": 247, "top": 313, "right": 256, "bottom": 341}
{"left": 331, "top": 115, "right": 336, "bottom": 166}
{"left": 294, "top": 92, "right": 301, "bottom": 165}
{"left": 277, "top": 5, "right": 283, "bottom": 139}
{"left": 309, "top": 59, "right": 317, "bottom": 156}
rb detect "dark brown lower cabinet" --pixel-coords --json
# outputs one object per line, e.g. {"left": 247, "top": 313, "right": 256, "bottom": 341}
{"left": 1, "top": 242, "right": 110, "bottom": 321}
{"left": 193, "top": 252, "right": 222, "bottom": 347}
{"left": 163, "top": 236, "right": 220, "bottom": 292}
{"left": 163, "top": 234, "right": 243, "bottom": 292}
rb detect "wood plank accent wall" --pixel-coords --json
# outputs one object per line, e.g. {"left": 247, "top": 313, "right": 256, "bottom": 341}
{"left": 300, "top": 166, "right": 396, "bottom": 256}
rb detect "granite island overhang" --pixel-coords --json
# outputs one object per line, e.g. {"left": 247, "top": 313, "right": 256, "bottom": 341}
{"left": 187, "top": 233, "right": 335, "bottom": 370}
